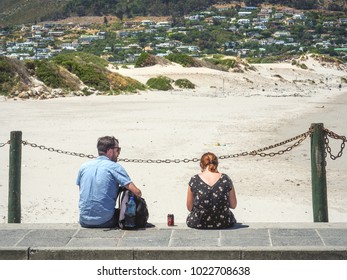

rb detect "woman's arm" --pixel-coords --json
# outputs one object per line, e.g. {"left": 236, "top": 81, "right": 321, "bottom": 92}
{"left": 186, "top": 186, "right": 194, "bottom": 211}
{"left": 229, "top": 186, "right": 237, "bottom": 209}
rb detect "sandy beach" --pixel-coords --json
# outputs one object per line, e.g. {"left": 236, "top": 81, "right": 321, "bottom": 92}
{"left": 1, "top": 56, "right": 346, "bottom": 225}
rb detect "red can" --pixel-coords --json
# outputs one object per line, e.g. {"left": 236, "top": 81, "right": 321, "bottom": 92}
{"left": 167, "top": 214, "right": 174, "bottom": 226}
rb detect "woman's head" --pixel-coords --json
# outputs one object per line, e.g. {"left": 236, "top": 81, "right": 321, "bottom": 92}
{"left": 200, "top": 152, "right": 218, "bottom": 172}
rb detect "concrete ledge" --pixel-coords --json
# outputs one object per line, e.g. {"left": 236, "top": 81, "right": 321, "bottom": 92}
{"left": 28, "top": 248, "right": 134, "bottom": 260}
{"left": 0, "top": 247, "right": 29, "bottom": 260}
{"left": 1, "top": 223, "right": 346, "bottom": 260}
{"left": 3, "top": 247, "right": 347, "bottom": 260}
{"left": 134, "top": 247, "right": 347, "bottom": 260}
{"left": 240, "top": 248, "right": 347, "bottom": 260}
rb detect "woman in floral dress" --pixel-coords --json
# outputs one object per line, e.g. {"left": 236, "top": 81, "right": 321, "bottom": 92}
{"left": 186, "top": 152, "right": 237, "bottom": 229}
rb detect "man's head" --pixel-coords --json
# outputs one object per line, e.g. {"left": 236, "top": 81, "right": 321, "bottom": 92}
{"left": 97, "top": 136, "right": 121, "bottom": 162}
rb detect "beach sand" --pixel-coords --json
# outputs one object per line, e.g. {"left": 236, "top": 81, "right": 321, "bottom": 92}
{"left": 1, "top": 57, "right": 346, "bottom": 225}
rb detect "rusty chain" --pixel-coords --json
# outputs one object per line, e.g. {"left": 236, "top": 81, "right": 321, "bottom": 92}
{"left": 21, "top": 140, "right": 96, "bottom": 159}
{"left": 219, "top": 130, "right": 312, "bottom": 159}
{"left": 324, "top": 128, "right": 346, "bottom": 160}
{"left": 0, "top": 140, "right": 10, "bottom": 148}
{"left": 16, "top": 129, "right": 316, "bottom": 163}
{"left": 2, "top": 128, "right": 342, "bottom": 163}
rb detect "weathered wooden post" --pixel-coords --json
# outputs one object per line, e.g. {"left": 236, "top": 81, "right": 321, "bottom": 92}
{"left": 310, "top": 123, "right": 328, "bottom": 222}
{"left": 8, "top": 131, "right": 22, "bottom": 223}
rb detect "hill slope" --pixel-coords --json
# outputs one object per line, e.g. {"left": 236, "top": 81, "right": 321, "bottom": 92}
{"left": 1, "top": 0, "right": 346, "bottom": 27}
{"left": 0, "top": 52, "right": 146, "bottom": 99}
{"left": 0, "top": 0, "right": 71, "bottom": 27}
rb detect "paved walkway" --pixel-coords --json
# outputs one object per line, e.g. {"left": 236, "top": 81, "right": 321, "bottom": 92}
{"left": 0, "top": 223, "right": 346, "bottom": 260}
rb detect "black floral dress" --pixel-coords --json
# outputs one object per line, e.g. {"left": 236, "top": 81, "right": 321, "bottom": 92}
{"left": 186, "top": 173, "right": 236, "bottom": 229}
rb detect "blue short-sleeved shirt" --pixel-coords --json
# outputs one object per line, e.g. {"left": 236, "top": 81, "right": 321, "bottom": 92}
{"left": 76, "top": 156, "right": 132, "bottom": 226}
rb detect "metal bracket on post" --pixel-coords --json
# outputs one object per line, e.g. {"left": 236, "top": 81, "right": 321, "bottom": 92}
{"left": 310, "top": 123, "right": 328, "bottom": 222}
{"left": 8, "top": 131, "right": 22, "bottom": 223}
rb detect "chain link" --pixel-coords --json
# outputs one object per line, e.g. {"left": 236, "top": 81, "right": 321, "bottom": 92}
{"left": 21, "top": 141, "right": 96, "bottom": 159}
{"left": 324, "top": 128, "right": 346, "bottom": 160}
{"left": 0, "top": 140, "right": 10, "bottom": 148}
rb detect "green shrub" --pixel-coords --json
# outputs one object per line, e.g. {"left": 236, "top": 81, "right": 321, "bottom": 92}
{"left": 212, "top": 54, "right": 225, "bottom": 60}
{"left": 108, "top": 72, "right": 146, "bottom": 93}
{"left": 146, "top": 76, "right": 173, "bottom": 91}
{"left": 299, "top": 63, "right": 308, "bottom": 69}
{"left": 203, "top": 57, "right": 220, "bottom": 65}
{"left": 34, "top": 60, "right": 64, "bottom": 88}
{"left": 174, "top": 79, "right": 195, "bottom": 89}
{"left": 53, "top": 52, "right": 110, "bottom": 91}
{"left": 0, "top": 58, "right": 12, "bottom": 84}
{"left": 247, "top": 57, "right": 262, "bottom": 63}
{"left": 0, "top": 57, "right": 25, "bottom": 95}
{"left": 202, "top": 57, "right": 236, "bottom": 70}
{"left": 24, "top": 60, "right": 36, "bottom": 74}
{"left": 219, "top": 58, "right": 236, "bottom": 69}
{"left": 134, "top": 52, "right": 157, "bottom": 68}
{"left": 166, "top": 53, "right": 196, "bottom": 67}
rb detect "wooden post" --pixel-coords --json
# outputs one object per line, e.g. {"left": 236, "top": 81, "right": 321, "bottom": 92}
{"left": 8, "top": 131, "right": 22, "bottom": 223}
{"left": 310, "top": 123, "right": 328, "bottom": 222}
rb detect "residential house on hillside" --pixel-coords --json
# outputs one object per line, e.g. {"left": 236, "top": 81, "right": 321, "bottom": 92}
{"left": 273, "top": 31, "right": 291, "bottom": 38}
{"left": 1, "top": 4, "right": 346, "bottom": 63}
{"left": 238, "top": 19, "right": 251, "bottom": 25}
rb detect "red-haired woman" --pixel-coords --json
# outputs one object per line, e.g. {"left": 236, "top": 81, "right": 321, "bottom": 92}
{"left": 186, "top": 152, "right": 237, "bottom": 229}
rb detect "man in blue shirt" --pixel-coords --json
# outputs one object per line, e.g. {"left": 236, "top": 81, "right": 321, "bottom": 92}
{"left": 76, "top": 136, "right": 142, "bottom": 228}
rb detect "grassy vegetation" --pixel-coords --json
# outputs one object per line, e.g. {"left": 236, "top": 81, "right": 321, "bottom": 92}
{"left": 146, "top": 76, "right": 173, "bottom": 91}
{"left": 0, "top": 56, "right": 31, "bottom": 96}
{"left": 25, "top": 60, "right": 80, "bottom": 90}
{"left": 146, "top": 76, "right": 195, "bottom": 91}
{"left": 107, "top": 72, "right": 146, "bottom": 94}
{"left": 135, "top": 53, "right": 155, "bottom": 68}
{"left": 1, "top": 52, "right": 146, "bottom": 97}
{"left": 53, "top": 52, "right": 145, "bottom": 92}
{"left": 174, "top": 79, "right": 195, "bottom": 89}
{"left": 203, "top": 56, "right": 237, "bottom": 70}
{"left": 166, "top": 53, "right": 201, "bottom": 67}
{"left": 0, "top": 0, "right": 71, "bottom": 27}
{"left": 247, "top": 54, "right": 298, "bottom": 64}
{"left": 0, "top": 57, "right": 15, "bottom": 95}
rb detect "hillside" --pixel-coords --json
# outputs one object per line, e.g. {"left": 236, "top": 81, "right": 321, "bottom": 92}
{"left": 1, "top": 52, "right": 346, "bottom": 100}
{"left": 0, "top": 52, "right": 146, "bottom": 99}
{"left": 0, "top": 0, "right": 346, "bottom": 28}
{"left": 0, "top": 0, "right": 71, "bottom": 27}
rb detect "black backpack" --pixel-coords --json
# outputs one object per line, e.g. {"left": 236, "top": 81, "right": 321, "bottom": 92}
{"left": 116, "top": 189, "right": 149, "bottom": 229}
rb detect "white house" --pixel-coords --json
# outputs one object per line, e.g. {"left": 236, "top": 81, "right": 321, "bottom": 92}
{"left": 273, "top": 31, "right": 291, "bottom": 38}
{"left": 238, "top": 19, "right": 251, "bottom": 25}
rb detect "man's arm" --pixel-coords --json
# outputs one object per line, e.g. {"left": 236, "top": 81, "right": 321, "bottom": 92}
{"left": 125, "top": 182, "right": 142, "bottom": 197}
